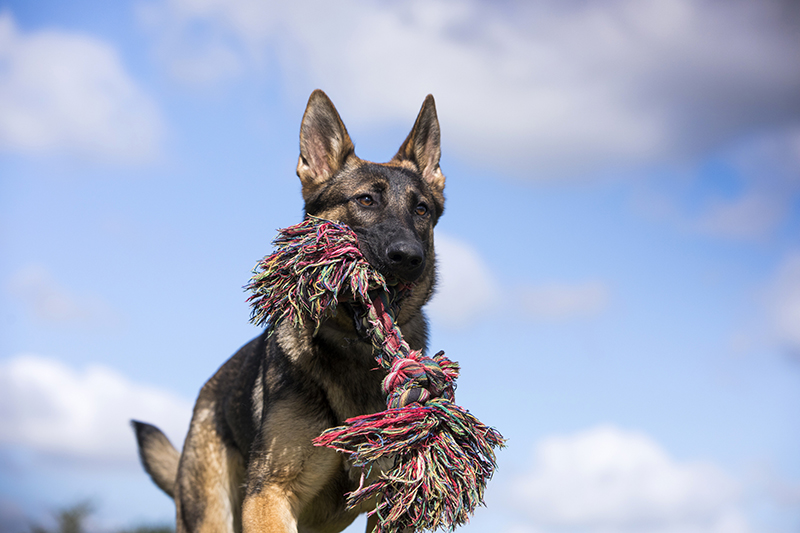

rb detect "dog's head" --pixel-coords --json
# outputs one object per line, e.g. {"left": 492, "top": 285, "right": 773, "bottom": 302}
{"left": 295, "top": 90, "right": 445, "bottom": 323}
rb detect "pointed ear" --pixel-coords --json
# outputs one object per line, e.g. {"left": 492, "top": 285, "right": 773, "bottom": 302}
{"left": 392, "top": 94, "right": 445, "bottom": 194}
{"left": 297, "top": 90, "right": 355, "bottom": 200}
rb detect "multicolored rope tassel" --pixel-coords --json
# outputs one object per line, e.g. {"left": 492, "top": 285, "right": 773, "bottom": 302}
{"left": 246, "top": 216, "right": 505, "bottom": 533}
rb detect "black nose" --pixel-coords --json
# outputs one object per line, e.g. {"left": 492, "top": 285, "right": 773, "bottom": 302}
{"left": 385, "top": 241, "right": 425, "bottom": 281}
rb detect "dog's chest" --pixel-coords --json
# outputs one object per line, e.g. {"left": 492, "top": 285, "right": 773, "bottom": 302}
{"left": 313, "top": 330, "right": 387, "bottom": 422}
{"left": 275, "top": 323, "right": 387, "bottom": 421}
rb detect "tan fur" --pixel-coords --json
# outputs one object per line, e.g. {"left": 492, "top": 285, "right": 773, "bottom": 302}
{"left": 176, "top": 403, "right": 246, "bottom": 533}
{"left": 242, "top": 486, "right": 297, "bottom": 533}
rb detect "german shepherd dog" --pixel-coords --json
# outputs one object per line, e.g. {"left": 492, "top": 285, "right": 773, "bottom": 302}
{"left": 132, "top": 90, "right": 446, "bottom": 533}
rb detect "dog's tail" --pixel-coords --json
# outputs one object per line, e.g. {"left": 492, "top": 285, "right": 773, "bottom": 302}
{"left": 131, "top": 420, "right": 180, "bottom": 499}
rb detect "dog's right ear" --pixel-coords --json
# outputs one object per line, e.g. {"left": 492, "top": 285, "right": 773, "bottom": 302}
{"left": 297, "top": 90, "right": 355, "bottom": 200}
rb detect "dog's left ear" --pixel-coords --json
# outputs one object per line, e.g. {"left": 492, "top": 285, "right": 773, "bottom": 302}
{"left": 392, "top": 95, "right": 445, "bottom": 195}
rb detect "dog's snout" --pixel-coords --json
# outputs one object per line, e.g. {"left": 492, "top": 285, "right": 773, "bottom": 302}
{"left": 385, "top": 241, "right": 425, "bottom": 280}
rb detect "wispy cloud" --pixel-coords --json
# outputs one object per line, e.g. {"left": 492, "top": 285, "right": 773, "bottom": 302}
{"left": 138, "top": 0, "right": 800, "bottom": 178}
{"left": 765, "top": 252, "right": 800, "bottom": 357}
{"left": 638, "top": 127, "right": 800, "bottom": 241}
{"left": 426, "top": 233, "right": 610, "bottom": 328}
{"left": 510, "top": 425, "right": 749, "bottom": 533}
{"left": 0, "top": 354, "right": 191, "bottom": 461}
{"left": 6, "top": 265, "right": 122, "bottom": 328}
{"left": 697, "top": 128, "right": 800, "bottom": 241}
{"left": 520, "top": 281, "right": 611, "bottom": 321}
{"left": 0, "top": 11, "right": 164, "bottom": 163}
{"left": 693, "top": 192, "right": 788, "bottom": 241}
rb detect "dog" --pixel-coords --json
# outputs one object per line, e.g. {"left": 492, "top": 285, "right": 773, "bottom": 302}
{"left": 132, "top": 89, "right": 446, "bottom": 533}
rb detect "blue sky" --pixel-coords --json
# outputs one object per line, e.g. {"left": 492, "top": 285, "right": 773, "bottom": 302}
{"left": 1, "top": 1, "right": 799, "bottom": 532}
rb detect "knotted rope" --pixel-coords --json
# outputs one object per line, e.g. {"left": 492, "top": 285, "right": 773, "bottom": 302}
{"left": 245, "top": 216, "right": 505, "bottom": 533}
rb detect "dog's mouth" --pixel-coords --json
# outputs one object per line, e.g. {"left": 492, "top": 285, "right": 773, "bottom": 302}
{"left": 341, "top": 281, "right": 414, "bottom": 339}
{"left": 383, "top": 274, "right": 415, "bottom": 291}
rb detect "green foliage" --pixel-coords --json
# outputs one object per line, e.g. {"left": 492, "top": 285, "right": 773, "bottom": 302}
{"left": 29, "top": 502, "right": 173, "bottom": 533}
{"left": 29, "top": 502, "right": 92, "bottom": 533}
{"left": 117, "top": 527, "right": 173, "bottom": 533}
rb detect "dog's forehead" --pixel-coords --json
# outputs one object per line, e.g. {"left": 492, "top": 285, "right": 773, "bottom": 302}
{"left": 353, "top": 163, "right": 425, "bottom": 194}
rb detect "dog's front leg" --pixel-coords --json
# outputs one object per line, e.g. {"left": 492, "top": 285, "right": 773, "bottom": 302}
{"left": 242, "top": 485, "right": 298, "bottom": 533}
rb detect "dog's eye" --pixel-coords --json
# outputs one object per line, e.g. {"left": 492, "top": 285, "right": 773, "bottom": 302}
{"left": 415, "top": 204, "right": 428, "bottom": 216}
{"left": 357, "top": 195, "right": 375, "bottom": 207}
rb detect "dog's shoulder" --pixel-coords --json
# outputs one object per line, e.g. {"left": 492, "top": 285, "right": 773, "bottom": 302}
{"left": 190, "top": 332, "right": 267, "bottom": 458}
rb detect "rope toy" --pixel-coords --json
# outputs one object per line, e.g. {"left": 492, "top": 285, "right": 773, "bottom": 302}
{"left": 245, "top": 216, "right": 505, "bottom": 533}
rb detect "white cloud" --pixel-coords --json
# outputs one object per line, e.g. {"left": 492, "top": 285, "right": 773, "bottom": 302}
{"left": 694, "top": 193, "right": 788, "bottom": 241}
{"left": 426, "top": 233, "right": 501, "bottom": 328}
{"left": 136, "top": 0, "right": 249, "bottom": 84}
{"left": 425, "top": 234, "right": 610, "bottom": 327}
{"left": 0, "top": 11, "right": 164, "bottom": 162}
{"left": 766, "top": 252, "right": 800, "bottom": 355}
{"left": 0, "top": 354, "right": 191, "bottom": 461}
{"left": 513, "top": 426, "right": 749, "bottom": 533}
{"left": 520, "top": 281, "right": 610, "bottom": 320}
{"left": 6, "top": 265, "right": 121, "bottom": 328}
{"left": 138, "top": 0, "right": 800, "bottom": 177}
